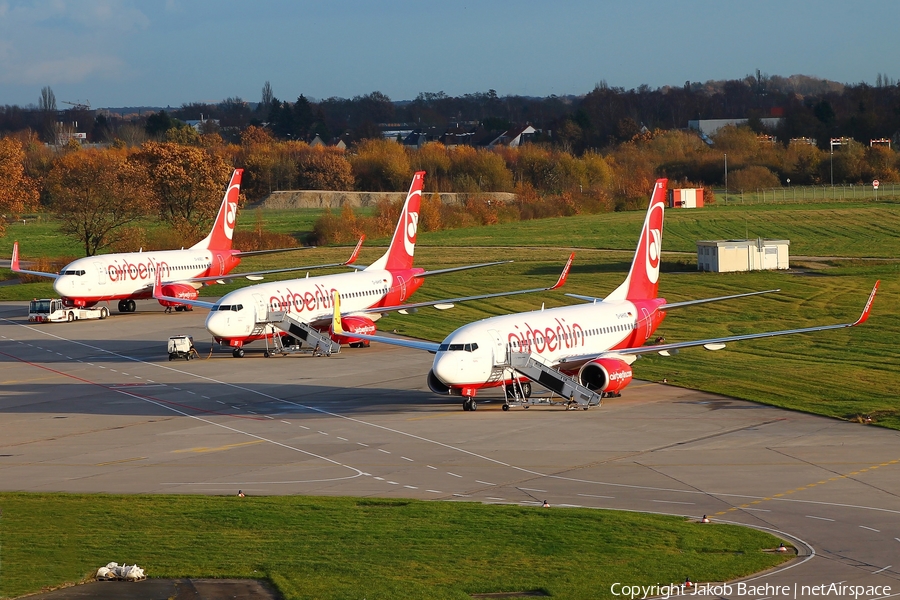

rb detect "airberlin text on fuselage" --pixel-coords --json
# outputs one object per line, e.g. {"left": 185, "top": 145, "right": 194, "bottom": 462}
{"left": 268, "top": 283, "right": 338, "bottom": 314}
{"left": 106, "top": 258, "right": 172, "bottom": 282}
{"left": 508, "top": 318, "right": 585, "bottom": 354}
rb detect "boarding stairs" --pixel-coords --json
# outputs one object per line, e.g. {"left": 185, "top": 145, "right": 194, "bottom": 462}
{"left": 501, "top": 350, "right": 602, "bottom": 409}
{"left": 262, "top": 311, "right": 340, "bottom": 356}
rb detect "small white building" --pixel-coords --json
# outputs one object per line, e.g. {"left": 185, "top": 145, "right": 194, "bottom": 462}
{"left": 697, "top": 239, "right": 790, "bottom": 272}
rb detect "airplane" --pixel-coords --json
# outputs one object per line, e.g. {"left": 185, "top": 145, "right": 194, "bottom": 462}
{"left": 10, "top": 169, "right": 356, "bottom": 315}
{"left": 154, "top": 171, "right": 574, "bottom": 357}
{"left": 331, "top": 178, "right": 880, "bottom": 411}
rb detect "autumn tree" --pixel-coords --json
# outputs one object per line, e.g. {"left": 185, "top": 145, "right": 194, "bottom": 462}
{"left": 130, "top": 142, "right": 233, "bottom": 241}
{"left": 296, "top": 147, "right": 354, "bottom": 190}
{"left": 350, "top": 138, "right": 411, "bottom": 191}
{"left": 46, "top": 149, "right": 151, "bottom": 255}
{"left": 0, "top": 136, "right": 40, "bottom": 236}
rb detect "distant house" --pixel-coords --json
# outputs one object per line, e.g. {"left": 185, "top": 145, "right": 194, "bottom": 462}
{"left": 481, "top": 125, "right": 538, "bottom": 148}
{"left": 309, "top": 135, "right": 347, "bottom": 150}
{"left": 184, "top": 118, "right": 219, "bottom": 132}
{"left": 688, "top": 118, "right": 782, "bottom": 137}
{"left": 697, "top": 239, "right": 790, "bottom": 272}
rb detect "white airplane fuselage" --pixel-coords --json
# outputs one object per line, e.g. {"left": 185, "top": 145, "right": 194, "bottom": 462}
{"left": 53, "top": 249, "right": 240, "bottom": 305}
{"left": 207, "top": 267, "right": 425, "bottom": 345}
{"left": 430, "top": 298, "right": 666, "bottom": 394}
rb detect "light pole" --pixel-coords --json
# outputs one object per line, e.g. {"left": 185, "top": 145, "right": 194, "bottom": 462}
{"left": 724, "top": 153, "right": 728, "bottom": 203}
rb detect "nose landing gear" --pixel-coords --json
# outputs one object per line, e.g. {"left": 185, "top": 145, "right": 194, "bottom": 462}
{"left": 462, "top": 397, "right": 477, "bottom": 411}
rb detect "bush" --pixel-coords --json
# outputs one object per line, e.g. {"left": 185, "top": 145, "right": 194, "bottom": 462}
{"left": 729, "top": 165, "right": 781, "bottom": 191}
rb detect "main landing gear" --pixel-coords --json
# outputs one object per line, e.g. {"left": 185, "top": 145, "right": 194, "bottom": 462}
{"left": 117, "top": 299, "right": 136, "bottom": 313}
{"left": 462, "top": 397, "right": 477, "bottom": 411}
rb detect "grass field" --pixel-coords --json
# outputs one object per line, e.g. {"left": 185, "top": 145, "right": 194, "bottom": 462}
{"left": 2, "top": 202, "right": 898, "bottom": 428}
{"left": 0, "top": 493, "right": 791, "bottom": 600}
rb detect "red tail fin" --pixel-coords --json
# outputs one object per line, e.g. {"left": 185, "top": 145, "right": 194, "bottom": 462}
{"left": 11, "top": 241, "right": 20, "bottom": 271}
{"left": 366, "top": 171, "right": 424, "bottom": 272}
{"left": 191, "top": 169, "right": 243, "bottom": 251}
{"left": 606, "top": 179, "right": 667, "bottom": 301}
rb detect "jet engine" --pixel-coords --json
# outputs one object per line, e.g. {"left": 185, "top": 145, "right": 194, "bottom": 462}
{"left": 330, "top": 315, "right": 376, "bottom": 347}
{"left": 577, "top": 357, "right": 633, "bottom": 394}
{"left": 157, "top": 284, "right": 198, "bottom": 309}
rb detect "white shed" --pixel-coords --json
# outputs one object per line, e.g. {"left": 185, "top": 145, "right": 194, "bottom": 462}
{"left": 697, "top": 239, "right": 790, "bottom": 272}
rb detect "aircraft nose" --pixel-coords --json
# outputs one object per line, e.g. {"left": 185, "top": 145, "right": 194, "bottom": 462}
{"left": 432, "top": 352, "right": 458, "bottom": 385}
{"left": 53, "top": 276, "right": 70, "bottom": 297}
{"left": 205, "top": 311, "right": 229, "bottom": 338}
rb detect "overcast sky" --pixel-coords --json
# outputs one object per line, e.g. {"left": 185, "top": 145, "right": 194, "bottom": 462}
{"left": 1, "top": 0, "right": 897, "bottom": 108}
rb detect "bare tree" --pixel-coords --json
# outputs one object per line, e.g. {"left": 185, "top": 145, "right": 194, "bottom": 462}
{"left": 39, "top": 86, "right": 57, "bottom": 112}
{"left": 260, "top": 81, "right": 274, "bottom": 113}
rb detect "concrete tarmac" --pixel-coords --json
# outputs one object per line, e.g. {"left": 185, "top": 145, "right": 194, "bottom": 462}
{"left": 1, "top": 301, "right": 898, "bottom": 598}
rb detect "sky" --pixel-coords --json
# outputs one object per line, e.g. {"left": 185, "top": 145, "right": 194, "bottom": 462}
{"left": 1, "top": 0, "right": 898, "bottom": 109}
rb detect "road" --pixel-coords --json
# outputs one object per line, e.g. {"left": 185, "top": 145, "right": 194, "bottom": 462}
{"left": 1, "top": 301, "right": 898, "bottom": 597}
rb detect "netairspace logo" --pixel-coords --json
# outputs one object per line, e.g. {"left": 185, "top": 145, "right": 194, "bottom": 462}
{"left": 610, "top": 582, "right": 892, "bottom": 599}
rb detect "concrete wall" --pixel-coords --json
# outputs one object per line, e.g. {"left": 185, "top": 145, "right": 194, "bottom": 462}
{"left": 256, "top": 190, "right": 517, "bottom": 209}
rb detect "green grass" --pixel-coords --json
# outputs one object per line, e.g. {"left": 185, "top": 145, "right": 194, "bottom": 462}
{"left": 2, "top": 205, "right": 898, "bottom": 429}
{"left": 0, "top": 493, "right": 790, "bottom": 600}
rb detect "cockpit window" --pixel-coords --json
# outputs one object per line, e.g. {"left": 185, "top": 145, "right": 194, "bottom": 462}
{"left": 439, "top": 343, "right": 479, "bottom": 352}
{"left": 61, "top": 270, "right": 85, "bottom": 276}
{"left": 213, "top": 304, "right": 243, "bottom": 312}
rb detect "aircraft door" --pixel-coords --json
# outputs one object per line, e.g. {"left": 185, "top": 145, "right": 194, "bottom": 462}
{"left": 487, "top": 329, "right": 507, "bottom": 366}
{"left": 252, "top": 293, "right": 268, "bottom": 323}
{"left": 94, "top": 262, "right": 105, "bottom": 287}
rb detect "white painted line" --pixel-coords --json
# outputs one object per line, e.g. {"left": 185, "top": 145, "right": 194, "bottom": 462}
{"left": 109, "top": 369, "right": 118, "bottom": 372}
{"left": 475, "top": 480, "right": 495, "bottom": 486}
{"left": 97, "top": 365, "right": 105, "bottom": 369}
{"left": 860, "top": 525, "right": 881, "bottom": 532}
{"left": 519, "top": 487, "right": 546, "bottom": 493}
{"left": 651, "top": 500, "right": 695, "bottom": 505}
{"left": 357, "top": 442, "right": 368, "bottom": 447}
{"left": 121, "top": 373, "right": 128, "bottom": 376}
{"left": 187, "top": 391, "right": 195, "bottom": 395}
{"left": 378, "top": 449, "right": 390, "bottom": 454}
{"left": 578, "top": 494, "right": 614, "bottom": 499}
{"left": 298, "top": 425, "right": 309, "bottom": 430}
{"left": 426, "top": 490, "right": 442, "bottom": 494}
{"left": 264, "top": 415, "right": 274, "bottom": 419}
{"left": 452, "top": 493, "right": 470, "bottom": 497}
{"left": 387, "top": 481, "right": 399, "bottom": 485}
{"left": 447, "top": 472, "right": 462, "bottom": 478}
{"left": 373, "top": 477, "right": 384, "bottom": 481}
{"left": 56, "top": 352, "right": 63, "bottom": 355}
{"left": 401, "top": 456, "right": 414, "bottom": 462}
{"left": 217, "top": 401, "right": 225, "bottom": 404}
{"left": 146, "top": 380, "right": 154, "bottom": 383}
{"left": 805, "top": 516, "right": 835, "bottom": 521}
{"left": 201, "top": 396, "right": 209, "bottom": 399}
{"left": 281, "top": 420, "right": 292, "bottom": 425}
{"left": 521, "top": 500, "right": 541, "bottom": 505}
{"left": 404, "top": 485, "right": 417, "bottom": 489}
{"left": 318, "top": 431, "right": 328, "bottom": 435}
{"left": 740, "top": 507, "right": 771, "bottom": 512}
{"left": 65, "top": 356, "right": 72, "bottom": 359}
{"left": 427, "top": 465, "right": 437, "bottom": 470}
{"left": 247, "top": 411, "right": 257, "bottom": 414}
{"left": 558, "top": 504, "right": 582, "bottom": 508}
{"left": 337, "top": 437, "right": 348, "bottom": 441}
{"left": 896, "top": 538, "right": 900, "bottom": 543}
{"left": 134, "top": 376, "right": 142, "bottom": 379}
{"left": 872, "top": 565, "right": 892, "bottom": 575}
{"left": 487, "top": 497, "right": 504, "bottom": 501}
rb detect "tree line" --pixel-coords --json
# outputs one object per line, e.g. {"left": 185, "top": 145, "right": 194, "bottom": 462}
{"left": 3, "top": 72, "right": 900, "bottom": 151}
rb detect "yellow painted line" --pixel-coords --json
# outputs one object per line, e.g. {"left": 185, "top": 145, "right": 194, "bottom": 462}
{"left": 172, "top": 440, "right": 265, "bottom": 454}
{"left": 711, "top": 458, "right": 900, "bottom": 517}
{"left": 96, "top": 456, "right": 147, "bottom": 466}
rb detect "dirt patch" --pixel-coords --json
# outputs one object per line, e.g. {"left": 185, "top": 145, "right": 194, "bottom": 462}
{"left": 19, "top": 578, "right": 280, "bottom": 600}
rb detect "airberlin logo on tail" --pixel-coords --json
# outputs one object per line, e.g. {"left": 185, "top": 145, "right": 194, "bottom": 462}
{"left": 644, "top": 202, "right": 663, "bottom": 285}
{"left": 223, "top": 194, "right": 238, "bottom": 240}
{"left": 402, "top": 200, "right": 420, "bottom": 257}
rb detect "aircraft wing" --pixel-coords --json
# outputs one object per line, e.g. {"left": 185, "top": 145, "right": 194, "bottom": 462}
{"left": 417, "top": 260, "right": 512, "bottom": 277}
{"left": 331, "top": 291, "right": 441, "bottom": 353}
{"left": 565, "top": 288, "right": 780, "bottom": 306}
{"left": 557, "top": 281, "right": 880, "bottom": 366}
{"left": 152, "top": 270, "right": 217, "bottom": 309}
{"left": 354, "top": 253, "right": 574, "bottom": 316}
{"left": 10, "top": 242, "right": 60, "bottom": 280}
{"left": 188, "top": 237, "right": 365, "bottom": 285}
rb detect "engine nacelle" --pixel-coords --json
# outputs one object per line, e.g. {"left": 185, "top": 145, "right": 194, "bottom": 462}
{"left": 577, "top": 357, "right": 633, "bottom": 394}
{"left": 330, "top": 316, "right": 376, "bottom": 345}
{"left": 157, "top": 284, "right": 198, "bottom": 308}
{"left": 427, "top": 370, "right": 462, "bottom": 396}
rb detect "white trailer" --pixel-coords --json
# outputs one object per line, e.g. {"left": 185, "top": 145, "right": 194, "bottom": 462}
{"left": 28, "top": 299, "right": 110, "bottom": 323}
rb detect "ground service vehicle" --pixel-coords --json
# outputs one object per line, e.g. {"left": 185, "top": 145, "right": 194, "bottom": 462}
{"left": 28, "top": 298, "right": 110, "bottom": 323}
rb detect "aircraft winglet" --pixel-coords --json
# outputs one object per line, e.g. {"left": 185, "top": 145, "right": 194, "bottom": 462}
{"left": 346, "top": 236, "right": 364, "bottom": 265}
{"left": 549, "top": 253, "right": 575, "bottom": 290}
{"left": 11, "top": 241, "right": 19, "bottom": 271}
{"left": 852, "top": 280, "right": 880, "bottom": 326}
{"left": 9, "top": 241, "right": 61, "bottom": 280}
{"left": 332, "top": 291, "right": 344, "bottom": 335}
